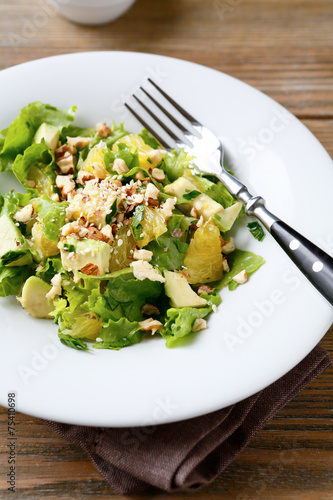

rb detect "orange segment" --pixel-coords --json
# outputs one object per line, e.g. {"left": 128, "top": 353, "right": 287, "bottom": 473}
{"left": 113, "top": 134, "right": 163, "bottom": 170}
{"left": 110, "top": 226, "right": 136, "bottom": 271}
{"left": 137, "top": 206, "right": 167, "bottom": 248}
{"left": 80, "top": 143, "right": 108, "bottom": 179}
{"left": 184, "top": 220, "right": 223, "bottom": 284}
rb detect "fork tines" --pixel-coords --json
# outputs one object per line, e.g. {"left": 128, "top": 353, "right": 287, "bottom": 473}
{"left": 125, "top": 78, "right": 201, "bottom": 150}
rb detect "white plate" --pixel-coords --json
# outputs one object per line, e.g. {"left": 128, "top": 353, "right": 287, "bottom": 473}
{"left": 0, "top": 52, "right": 332, "bottom": 427}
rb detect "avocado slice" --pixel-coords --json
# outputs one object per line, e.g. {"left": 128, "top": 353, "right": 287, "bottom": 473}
{"left": 18, "top": 276, "right": 54, "bottom": 318}
{"left": 31, "top": 222, "right": 60, "bottom": 261}
{"left": 164, "top": 270, "right": 207, "bottom": 308}
{"left": 0, "top": 214, "right": 32, "bottom": 267}
{"left": 165, "top": 176, "right": 242, "bottom": 232}
{"left": 59, "top": 237, "right": 110, "bottom": 276}
{"left": 34, "top": 123, "right": 59, "bottom": 150}
{"left": 214, "top": 202, "right": 242, "bottom": 232}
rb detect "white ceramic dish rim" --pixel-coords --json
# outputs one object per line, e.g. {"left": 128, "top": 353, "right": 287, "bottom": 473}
{"left": 0, "top": 51, "right": 332, "bottom": 427}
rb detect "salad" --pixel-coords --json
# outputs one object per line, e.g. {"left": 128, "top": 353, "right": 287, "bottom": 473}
{"left": 0, "top": 102, "right": 265, "bottom": 351}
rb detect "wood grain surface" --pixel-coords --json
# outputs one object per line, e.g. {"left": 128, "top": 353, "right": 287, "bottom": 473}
{"left": 0, "top": 0, "right": 332, "bottom": 498}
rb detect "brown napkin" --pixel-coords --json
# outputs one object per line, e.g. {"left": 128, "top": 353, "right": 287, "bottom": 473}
{"left": 46, "top": 345, "right": 330, "bottom": 494}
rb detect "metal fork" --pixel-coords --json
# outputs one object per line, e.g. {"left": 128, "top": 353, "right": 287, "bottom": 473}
{"left": 125, "top": 79, "right": 333, "bottom": 306}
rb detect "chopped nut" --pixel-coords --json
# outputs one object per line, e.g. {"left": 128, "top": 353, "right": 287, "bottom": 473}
{"left": 192, "top": 318, "right": 207, "bottom": 332}
{"left": 222, "top": 258, "right": 230, "bottom": 272}
{"left": 132, "top": 193, "right": 144, "bottom": 204}
{"left": 147, "top": 198, "right": 160, "bottom": 207}
{"left": 197, "top": 285, "right": 213, "bottom": 295}
{"left": 68, "top": 190, "right": 77, "bottom": 202}
{"left": 113, "top": 158, "right": 129, "bottom": 175}
{"left": 197, "top": 215, "right": 204, "bottom": 228}
{"left": 135, "top": 171, "right": 149, "bottom": 181}
{"left": 96, "top": 122, "right": 112, "bottom": 138}
{"left": 76, "top": 170, "right": 95, "bottom": 185}
{"left": 55, "top": 144, "right": 69, "bottom": 157}
{"left": 190, "top": 207, "right": 198, "bottom": 218}
{"left": 221, "top": 237, "right": 235, "bottom": 254}
{"left": 139, "top": 318, "right": 163, "bottom": 335}
{"left": 159, "top": 198, "right": 176, "bottom": 220}
{"left": 171, "top": 228, "right": 183, "bottom": 238}
{"left": 51, "top": 193, "right": 60, "bottom": 203}
{"left": 14, "top": 204, "right": 33, "bottom": 223}
{"left": 149, "top": 149, "right": 163, "bottom": 165}
{"left": 145, "top": 182, "right": 159, "bottom": 200}
{"left": 100, "top": 224, "right": 113, "bottom": 243}
{"left": 232, "top": 270, "right": 248, "bottom": 284}
{"left": 151, "top": 167, "right": 165, "bottom": 182}
{"left": 133, "top": 249, "right": 153, "bottom": 261}
{"left": 56, "top": 175, "right": 75, "bottom": 198}
{"left": 130, "top": 260, "right": 165, "bottom": 282}
{"left": 86, "top": 226, "right": 110, "bottom": 243}
{"left": 67, "top": 136, "right": 92, "bottom": 154}
{"left": 46, "top": 273, "right": 62, "bottom": 300}
{"left": 80, "top": 263, "right": 100, "bottom": 276}
{"left": 111, "top": 180, "right": 123, "bottom": 188}
{"left": 140, "top": 304, "right": 160, "bottom": 316}
{"left": 92, "top": 161, "right": 108, "bottom": 180}
{"left": 56, "top": 152, "right": 76, "bottom": 174}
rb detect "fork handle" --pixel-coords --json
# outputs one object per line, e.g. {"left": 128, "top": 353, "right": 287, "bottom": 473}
{"left": 246, "top": 197, "right": 333, "bottom": 306}
{"left": 270, "top": 220, "right": 333, "bottom": 306}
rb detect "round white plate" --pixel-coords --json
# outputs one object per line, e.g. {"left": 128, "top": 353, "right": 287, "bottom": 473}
{"left": 0, "top": 52, "right": 332, "bottom": 427}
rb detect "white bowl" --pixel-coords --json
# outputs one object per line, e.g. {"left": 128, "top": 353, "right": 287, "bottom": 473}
{"left": 50, "top": 0, "right": 137, "bottom": 25}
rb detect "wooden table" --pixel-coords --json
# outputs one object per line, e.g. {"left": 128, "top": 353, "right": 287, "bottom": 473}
{"left": 0, "top": 0, "right": 332, "bottom": 498}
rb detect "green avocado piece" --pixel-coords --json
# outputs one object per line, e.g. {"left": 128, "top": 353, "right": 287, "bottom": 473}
{"left": 34, "top": 123, "right": 59, "bottom": 150}
{"left": 0, "top": 214, "right": 32, "bottom": 267}
{"left": 164, "top": 270, "right": 207, "bottom": 308}
{"left": 18, "top": 276, "right": 54, "bottom": 318}
{"left": 214, "top": 201, "right": 242, "bottom": 232}
{"left": 59, "top": 237, "right": 110, "bottom": 276}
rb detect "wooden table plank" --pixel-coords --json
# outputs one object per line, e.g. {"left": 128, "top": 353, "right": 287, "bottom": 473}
{"left": 0, "top": 0, "right": 332, "bottom": 498}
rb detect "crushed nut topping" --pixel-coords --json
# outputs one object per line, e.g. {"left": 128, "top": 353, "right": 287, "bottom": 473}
{"left": 96, "top": 122, "right": 112, "bottom": 138}
{"left": 80, "top": 263, "right": 100, "bottom": 276}
{"left": 139, "top": 318, "right": 163, "bottom": 335}
{"left": 14, "top": 204, "right": 33, "bottom": 223}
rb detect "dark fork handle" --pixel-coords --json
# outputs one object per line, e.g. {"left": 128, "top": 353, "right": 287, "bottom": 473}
{"left": 270, "top": 220, "right": 333, "bottom": 306}
{"left": 246, "top": 196, "right": 333, "bottom": 306}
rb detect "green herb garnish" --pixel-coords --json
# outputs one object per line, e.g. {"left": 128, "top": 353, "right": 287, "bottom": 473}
{"left": 131, "top": 204, "right": 145, "bottom": 240}
{"left": 247, "top": 221, "right": 265, "bottom": 242}
{"left": 58, "top": 333, "right": 89, "bottom": 351}
{"left": 183, "top": 190, "right": 201, "bottom": 201}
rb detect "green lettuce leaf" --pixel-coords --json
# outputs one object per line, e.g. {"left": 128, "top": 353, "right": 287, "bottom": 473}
{"left": 35, "top": 196, "right": 68, "bottom": 241}
{"left": 104, "top": 142, "right": 140, "bottom": 171}
{"left": 58, "top": 333, "right": 89, "bottom": 351}
{"left": 147, "top": 214, "right": 189, "bottom": 271}
{"left": 139, "top": 128, "right": 160, "bottom": 149}
{"left": 163, "top": 149, "right": 194, "bottom": 182}
{"left": 0, "top": 190, "right": 35, "bottom": 219}
{"left": 12, "top": 142, "right": 54, "bottom": 195}
{"left": 88, "top": 275, "right": 162, "bottom": 323}
{"left": 0, "top": 266, "right": 31, "bottom": 297}
{"left": 93, "top": 317, "right": 143, "bottom": 350}
{"left": 35, "top": 256, "right": 62, "bottom": 283}
{"left": 90, "top": 123, "right": 128, "bottom": 150}
{"left": 217, "top": 249, "right": 266, "bottom": 291}
{"left": 0, "top": 101, "right": 76, "bottom": 171}
{"left": 161, "top": 293, "right": 222, "bottom": 347}
{"left": 59, "top": 125, "right": 95, "bottom": 143}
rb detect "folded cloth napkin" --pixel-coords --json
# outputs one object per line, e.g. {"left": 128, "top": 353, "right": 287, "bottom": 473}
{"left": 46, "top": 345, "right": 330, "bottom": 494}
